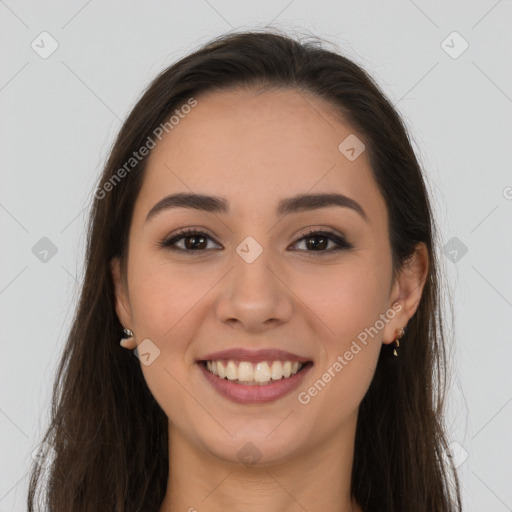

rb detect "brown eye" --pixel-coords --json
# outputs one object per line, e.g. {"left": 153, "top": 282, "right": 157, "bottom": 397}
{"left": 158, "top": 227, "right": 353, "bottom": 256}
{"left": 180, "top": 233, "right": 207, "bottom": 250}
{"left": 159, "top": 228, "right": 221, "bottom": 253}
{"left": 290, "top": 229, "right": 353, "bottom": 255}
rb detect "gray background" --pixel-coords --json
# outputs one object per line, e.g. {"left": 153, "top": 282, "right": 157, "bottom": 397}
{"left": 1, "top": 1, "right": 511, "bottom": 510}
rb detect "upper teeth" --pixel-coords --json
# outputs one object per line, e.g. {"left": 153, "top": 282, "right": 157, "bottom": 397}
{"left": 206, "top": 360, "right": 303, "bottom": 384}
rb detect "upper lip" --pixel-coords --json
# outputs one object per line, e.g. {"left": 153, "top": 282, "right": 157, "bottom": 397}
{"left": 197, "top": 348, "right": 312, "bottom": 364}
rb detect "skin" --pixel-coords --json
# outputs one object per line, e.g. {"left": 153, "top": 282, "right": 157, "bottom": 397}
{"left": 111, "top": 87, "right": 428, "bottom": 512}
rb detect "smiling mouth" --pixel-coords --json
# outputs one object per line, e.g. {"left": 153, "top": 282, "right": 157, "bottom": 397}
{"left": 198, "top": 359, "right": 313, "bottom": 386}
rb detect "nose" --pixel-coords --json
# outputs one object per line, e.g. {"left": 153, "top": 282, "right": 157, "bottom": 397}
{"left": 214, "top": 248, "right": 294, "bottom": 333}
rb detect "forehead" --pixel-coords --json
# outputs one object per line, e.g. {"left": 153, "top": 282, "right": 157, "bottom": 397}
{"left": 136, "top": 87, "right": 385, "bottom": 223}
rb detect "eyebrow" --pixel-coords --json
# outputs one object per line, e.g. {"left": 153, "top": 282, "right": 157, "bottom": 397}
{"left": 145, "top": 192, "right": 368, "bottom": 223}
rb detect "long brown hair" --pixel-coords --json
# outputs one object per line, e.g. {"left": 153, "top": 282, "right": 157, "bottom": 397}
{"left": 27, "top": 29, "right": 462, "bottom": 511}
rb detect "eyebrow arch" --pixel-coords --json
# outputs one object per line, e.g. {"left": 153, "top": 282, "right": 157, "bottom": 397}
{"left": 145, "top": 192, "right": 368, "bottom": 223}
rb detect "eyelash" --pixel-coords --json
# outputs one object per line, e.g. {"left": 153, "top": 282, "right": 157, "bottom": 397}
{"left": 158, "top": 227, "right": 353, "bottom": 256}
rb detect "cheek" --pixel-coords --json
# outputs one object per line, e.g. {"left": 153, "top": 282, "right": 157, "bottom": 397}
{"left": 291, "top": 259, "right": 387, "bottom": 412}
{"left": 305, "top": 343, "right": 379, "bottom": 432}
{"left": 128, "top": 255, "right": 212, "bottom": 341}
{"left": 292, "top": 257, "right": 390, "bottom": 343}
{"left": 126, "top": 258, "right": 211, "bottom": 417}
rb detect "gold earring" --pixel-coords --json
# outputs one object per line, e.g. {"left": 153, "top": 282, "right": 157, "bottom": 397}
{"left": 120, "top": 328, "right": 136, "bottom": 349}
{"left": 393, "top": 327, "right": 405, "bottom": 357}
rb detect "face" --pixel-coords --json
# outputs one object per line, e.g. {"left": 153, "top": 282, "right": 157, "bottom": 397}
{"left": 112, "top": 87, "right": 418, "bottom": 466}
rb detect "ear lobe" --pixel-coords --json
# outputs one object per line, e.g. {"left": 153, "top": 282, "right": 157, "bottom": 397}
{"left": 110, "top": 257, "right": 133, "bottom": 328}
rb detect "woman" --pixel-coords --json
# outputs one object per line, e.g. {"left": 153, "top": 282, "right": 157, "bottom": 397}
{"left": 28, "top": 29, "right": 462, "bottom": 511}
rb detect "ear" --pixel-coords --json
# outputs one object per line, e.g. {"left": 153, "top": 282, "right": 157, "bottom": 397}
{"left": 382, "top": 242, "right": 429, "bottom": 344}
{"left": 110, "top": 256, "right": 137, "bottom": 349}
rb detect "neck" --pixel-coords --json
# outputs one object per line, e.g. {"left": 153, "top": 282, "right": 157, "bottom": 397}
{"left": 159, "top": 416, "right": 361, "bottom": 512}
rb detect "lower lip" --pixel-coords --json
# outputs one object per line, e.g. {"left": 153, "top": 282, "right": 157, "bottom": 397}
{"left": 197, "top": 361, "right": 313, "bottom": 404}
